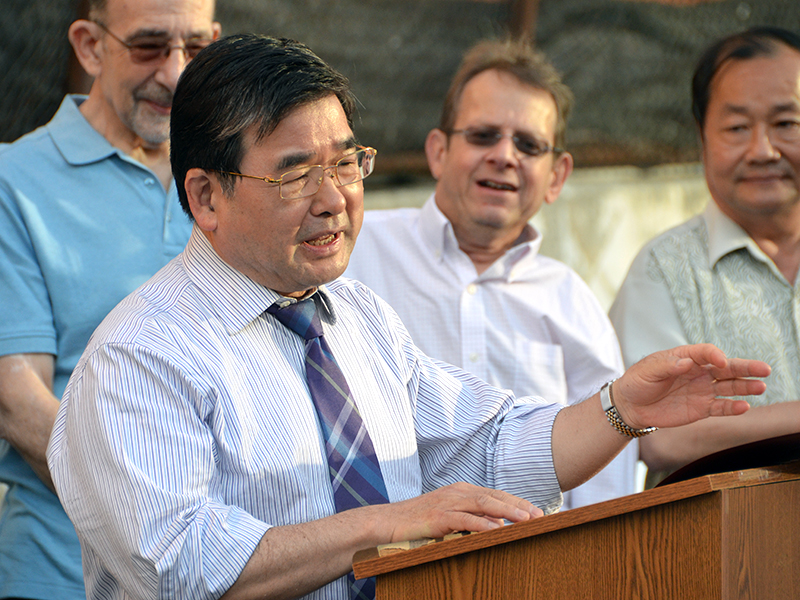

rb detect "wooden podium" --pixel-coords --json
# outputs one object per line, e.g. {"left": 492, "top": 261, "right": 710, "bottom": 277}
{"left": 353, "top": 461, "right": 800, "bottom": 599}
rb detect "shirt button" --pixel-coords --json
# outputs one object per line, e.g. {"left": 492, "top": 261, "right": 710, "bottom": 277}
{"left": 467, "top": 284, "right": 478, "bottom": 295}
{"left": 469, "top": 353, "right": 479, "bottom": 363}
{"left": 144, "top": 178, "right": 155, "bottom": 186}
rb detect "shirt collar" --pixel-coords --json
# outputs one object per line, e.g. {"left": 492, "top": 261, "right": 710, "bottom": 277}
{"left": 49, "top": 95, "right": 170, "bottom": 178}
{"left": 422, "top": 193, "right": 543, "bottom": 279}
{"left": 704, "top": 200, "right": 763, "bottom": 267}
{"left": 182, "top": 226, "right": 336, "bottom": 335}
{"left": 48, "top": 95, "right": 121, "bottom": 166}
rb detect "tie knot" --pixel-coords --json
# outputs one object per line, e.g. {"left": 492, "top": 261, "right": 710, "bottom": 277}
{"left": 267, "top": 298, "right": 323, "bottom": 341}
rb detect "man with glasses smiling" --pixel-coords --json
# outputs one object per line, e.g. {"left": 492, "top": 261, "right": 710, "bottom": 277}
{"left": 47, "top": 34, "right": 771, "bottom": 600}
{"left": 347, "top": 38, "right": 637, "bottom": 510}
{"left": 0, "top": 0, "right": 219, "bottom": 598}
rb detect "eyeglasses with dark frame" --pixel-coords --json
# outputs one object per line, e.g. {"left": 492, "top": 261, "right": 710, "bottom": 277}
{"left": 447, "top": 127, "right": 563, "bottom": 157}
{"left": 93, "top": 21, "right": 213, "bottom": 64}
{"left": 218, "top": 146, "right": 378, "bottom": 200}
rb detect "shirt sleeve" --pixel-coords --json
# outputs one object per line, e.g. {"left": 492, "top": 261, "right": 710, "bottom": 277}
{"left": 609, "top": 246, "right": 689, "bottom": 369}
{"left": 0, "top": 178, "right": 57, "bottom": 357}
{"left": 377, "top": 297, "right": 566, "bottom": 515}
{"left": 48, "top": 342, "right": 270, "bottom": 600}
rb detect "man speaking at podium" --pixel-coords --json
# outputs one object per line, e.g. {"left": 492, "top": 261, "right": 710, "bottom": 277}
{"left": 48, "top": 34, "right": 770, "bottom": 600}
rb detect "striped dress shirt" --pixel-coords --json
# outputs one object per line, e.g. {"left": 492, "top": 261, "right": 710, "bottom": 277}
{"left": 48, "top": 227, "right": 563, "bottom": 600}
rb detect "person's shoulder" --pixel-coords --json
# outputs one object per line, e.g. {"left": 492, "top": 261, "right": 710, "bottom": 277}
{"left": 349, "top": 207, "right": 425, "bottom": 269}
{"left": 326, "top": 276, "right": 405, "bottom": 326}
{"left": 0, "top": 120, "right": 56, "bottom": 163}
{"left": 326, "top": 277, "right": 416, "bottom": 356}
{"left": 618, "top": 213, "right": 708, "bottom": 291}
{"left": 639, "top": 213, "right": 706, "bottom": 259}
{"left": 0, "top": 126, "right": 60, "bottom": 206}
{"left": 88, "top": 258, "right": 193, "bottom": 349}
{"left": 521, "top": 254, "right": 612, "bottom": 321}
{"left": 517, "top": 251, "right": 592, "bottom": 291}
{"left": 360, "top": 207, "right": 421, "bottom": 231}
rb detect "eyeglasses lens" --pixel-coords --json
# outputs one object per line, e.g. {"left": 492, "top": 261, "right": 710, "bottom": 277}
{"left": 462, "top": 129, "right": 549, "bottom": 157}
{"left": 280, "top": 148, "right": 376, "bottom": 199}
{"left": 128, "top": 40, "right": 211, "bottom": 63}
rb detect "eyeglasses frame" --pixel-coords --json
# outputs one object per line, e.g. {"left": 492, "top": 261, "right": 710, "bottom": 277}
{"left": 217, "top": 146, "right": 378, "bottom": 200}
{"left": 447, "top": 128, "right": 563, "bottom": 158}
{"left": 93, "top": 20, "right": 213, "bottom": 63}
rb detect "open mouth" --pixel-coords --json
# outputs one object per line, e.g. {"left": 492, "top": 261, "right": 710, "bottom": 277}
{"left": 479, "top": 180, "right": 516, "bottom": 192}
{"left": 305, "top": 232, "right": 338, "bottom": 247}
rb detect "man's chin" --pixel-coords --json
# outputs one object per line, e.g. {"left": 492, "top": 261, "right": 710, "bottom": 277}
{"left": 134, "top": 126, "right": 170, "bottom": 148}
{"left": 723, "top": 192, "right": 800, "bottom": 220}
{"left": 472, "top": 209, "right": 516, "bottom": 231}
{"left": 130, "top": 110, "right": 171, "bottom": 147}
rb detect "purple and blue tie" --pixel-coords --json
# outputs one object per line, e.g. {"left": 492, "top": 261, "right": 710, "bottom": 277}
{"left": 267, "top": 297, "right": 388, "bottom": 599}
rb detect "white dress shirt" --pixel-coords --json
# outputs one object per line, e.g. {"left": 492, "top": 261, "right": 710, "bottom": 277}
{"left": 48, "top": 227, "right": 565, "bottom": 600}
{"left": 346, "top": 195, "right": 637, "bottom": 509}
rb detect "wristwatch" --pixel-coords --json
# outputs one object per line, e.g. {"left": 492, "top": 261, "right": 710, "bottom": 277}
{"left": 600, "top": 379, "right": 658, "bottom": 438}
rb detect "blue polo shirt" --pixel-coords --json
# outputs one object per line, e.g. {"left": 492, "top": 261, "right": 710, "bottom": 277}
{"left": 0, "top": 95, "right": 192, "bottom": 599}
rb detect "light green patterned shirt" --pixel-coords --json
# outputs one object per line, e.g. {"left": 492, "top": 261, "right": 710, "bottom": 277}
{"left": 610, "top": 201, "right": 800, "bottom": 407}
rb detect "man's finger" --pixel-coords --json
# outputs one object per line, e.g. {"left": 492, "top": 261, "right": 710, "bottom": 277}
{"left": 711, "top": 358, "right": 771, "bottom": 380}
{"left": 677, "top": 343, "right": 729, "bottom": 369}
{"left": 475, "top": 488, "right": 541, "bottom": 521}
{"left": 710, "top": 377, "right": 766, "bottom": 399}
{"left": 703, "top": 398, "right": 751, "bottom": 417}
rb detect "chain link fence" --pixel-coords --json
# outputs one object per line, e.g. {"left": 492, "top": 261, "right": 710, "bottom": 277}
{"left": 1, "top": 0, "right": 798, "bottom": 169}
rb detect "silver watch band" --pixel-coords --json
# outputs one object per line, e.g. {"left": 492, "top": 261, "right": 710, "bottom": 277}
{"left": 600, "top": 379, "right": 658, "bottom": 438}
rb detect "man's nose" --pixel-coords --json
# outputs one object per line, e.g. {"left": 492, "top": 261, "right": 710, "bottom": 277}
{"left": 311, "top": 170, "right": 347, "bottom": 216}
{"left": 484, "top": 135, "right": 519, "bottom": 167}
{"left": 746, "top": 124, "right": 782, "bottom": 162}
{"left": 154, "top": 47, "right": 188, "bottom": 92}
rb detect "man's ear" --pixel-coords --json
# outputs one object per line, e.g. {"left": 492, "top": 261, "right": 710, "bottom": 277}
{"left": 185, "top": 169, "right": 222, "bottom": 232}
{"left": 543, "top": 151, "right": 574, "bottom": 205}
{"left": 424, "top": 128, "right": 449, "bottom": 180}
{"left": 68, "top": 20, "right": 104, "bottom": 78}
{"left": 696, "top": 124, "right": 707, "bottom": 168}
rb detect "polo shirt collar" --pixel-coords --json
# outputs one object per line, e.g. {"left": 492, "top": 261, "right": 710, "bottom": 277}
{"left": 48, "top": 95, "right": 120, "bottom": 166}
{"left": 182, "top": 226, "right": 336, "bottom": 335}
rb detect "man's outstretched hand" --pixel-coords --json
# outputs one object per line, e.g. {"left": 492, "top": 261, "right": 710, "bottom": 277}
{"left": 612, "top": 344, "right": 770, "bottom": 430}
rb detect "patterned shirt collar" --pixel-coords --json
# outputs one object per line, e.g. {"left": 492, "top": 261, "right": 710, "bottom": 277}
{"left": 704, "top": 201, "right": 768, "bottom": 268}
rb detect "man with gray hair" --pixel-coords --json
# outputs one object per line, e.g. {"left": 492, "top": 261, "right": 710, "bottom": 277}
{"left": 0, "top": 1, "right": 219, "bottom": 597}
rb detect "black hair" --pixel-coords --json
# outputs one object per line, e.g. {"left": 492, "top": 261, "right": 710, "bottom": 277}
{"left": 170, "top": 34, "right": 356, "bottom": 217}
{"left": 692, "top": 26, "right": 800, "bottom": 132}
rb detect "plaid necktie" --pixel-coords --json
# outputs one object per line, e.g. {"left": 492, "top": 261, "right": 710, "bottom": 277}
{"left": 267, "top": 296, "right": 388, "bottom": 600}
